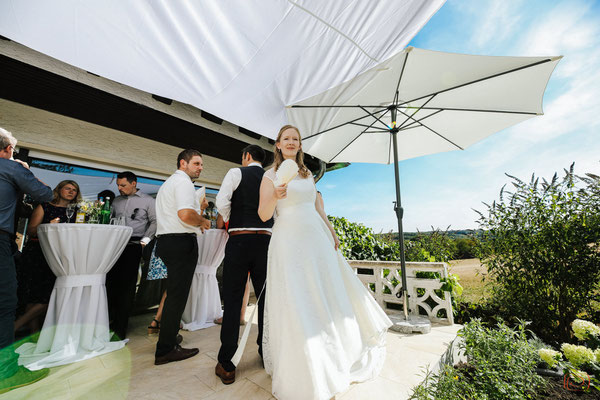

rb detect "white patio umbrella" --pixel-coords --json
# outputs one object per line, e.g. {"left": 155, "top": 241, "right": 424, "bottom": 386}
{"left": 287, "top": 47, "right": 562, "bottom": 322}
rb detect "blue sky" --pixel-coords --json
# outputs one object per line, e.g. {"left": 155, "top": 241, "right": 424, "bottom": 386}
{"left": 316, "top": 0, "right": 600, "bottom": 233}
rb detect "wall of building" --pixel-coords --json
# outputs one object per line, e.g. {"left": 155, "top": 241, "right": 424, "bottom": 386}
{"left": 0, "top": 98, "right": 234, "bottom": 186}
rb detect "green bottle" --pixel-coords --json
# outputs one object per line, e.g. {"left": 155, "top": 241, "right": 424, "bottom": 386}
{"left": 101, "top": 198, "right": 111, "bottom": 224}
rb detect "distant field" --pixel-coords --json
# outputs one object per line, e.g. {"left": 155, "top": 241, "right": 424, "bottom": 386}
{"left": 448, "top": 258, "right": 489, "bottom": 303}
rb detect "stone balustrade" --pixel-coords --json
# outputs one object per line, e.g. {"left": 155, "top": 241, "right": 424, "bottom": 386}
{"left": 348, "top": 260, "right": 454, "bottom": 325}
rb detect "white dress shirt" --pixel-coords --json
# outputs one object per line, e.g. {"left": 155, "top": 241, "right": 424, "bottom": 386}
{"left": 156, "top": 170, "right": 200, "bottom": 235}
{"left": 216, "top": 162, "right": 271, "bottom": 232}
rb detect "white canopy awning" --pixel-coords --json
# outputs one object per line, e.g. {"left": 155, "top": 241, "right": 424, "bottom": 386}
{"left": 0, "top": 0, "right": 444, "bottom": 139}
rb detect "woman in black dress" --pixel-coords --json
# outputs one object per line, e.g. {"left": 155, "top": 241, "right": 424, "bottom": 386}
{"left": 15, "top": 180, "right": 81, "bottom": 333}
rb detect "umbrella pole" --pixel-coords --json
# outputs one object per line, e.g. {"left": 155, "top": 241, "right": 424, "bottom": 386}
{"left": 390, "top": 128, "right": 410, "bottom": 320}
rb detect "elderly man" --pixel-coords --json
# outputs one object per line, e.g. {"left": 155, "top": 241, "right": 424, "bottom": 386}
{"left": 0, "top": 127, "right": 53, "bottom": 393}
{"left": 106, "top": 171, "right": 156, "bottom": 340}
{"left": 154, "top": 149, "right": 210, "bottom": 365}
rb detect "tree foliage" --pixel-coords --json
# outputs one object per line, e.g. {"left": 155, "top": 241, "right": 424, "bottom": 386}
{"left": 475, "top": 164, "right": 600, "bottom": 344}
{"left": 328, "top": 216, "right": 461, "bottom": 263}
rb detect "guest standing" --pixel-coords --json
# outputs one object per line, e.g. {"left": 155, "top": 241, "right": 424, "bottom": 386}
{"left": 0, "top": 127, "right": 52, "bottom": 393}
{"left": 215, "top": 144, "right": 273, "bottom": 384}
{"left": 106, "top": 171, "right": 156, "bottom": 339}
{"left": 154, "top": 149, "right": 210, "bottom": 365}
{"left": 14, "top": 180, "right": 81, "bottom": 333}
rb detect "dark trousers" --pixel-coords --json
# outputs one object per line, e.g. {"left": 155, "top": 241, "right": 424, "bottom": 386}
{"left": 106, "top": 242, "right": 142, "bottom": 339}
{"left": 218, "top": 234, "right": 270, "bottom": 372}
{"left": 0, "top": 234, "right": 18, "bottom": 378}
{"left": 155, "top": 234, "right": 198, "bottom": 357}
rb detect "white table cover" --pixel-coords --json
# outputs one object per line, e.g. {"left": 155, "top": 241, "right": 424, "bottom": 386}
{"left": 16, "top": 223, "right": 132, "bottom": 370}
{"left": 182, "top": 229, "right": 228, "bottom": 331}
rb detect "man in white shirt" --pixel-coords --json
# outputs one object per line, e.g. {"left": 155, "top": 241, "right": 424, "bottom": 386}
{"left": 153, "top": 149, "right": 210, "bottom": 366}
{"left": 215, "top": 145, "right": 273, "bottom": 384}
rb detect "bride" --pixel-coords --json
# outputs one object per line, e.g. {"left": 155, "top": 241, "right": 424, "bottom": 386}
{"left": 258, "top": 125, "right": 392, "bottom": 400}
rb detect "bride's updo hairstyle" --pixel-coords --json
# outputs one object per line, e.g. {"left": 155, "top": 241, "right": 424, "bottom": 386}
{"left": 274, "top": 125, "right": 311, "bottom": 179}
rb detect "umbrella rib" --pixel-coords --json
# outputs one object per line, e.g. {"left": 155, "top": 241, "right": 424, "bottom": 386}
{"left": 407, "top": 106, "right": 539, "bottom": 115}
{"left": 290, "top": 105, "right": 388, "bottom": 108}
{"left": 292, "top": 105, "right": 538, "bottom": 114}
{"left": 397, "top": 109, "right": 464, "bottom": 150}
{"left": 397, "top": 94, "right": 437, "bottom": 129}
{"left": 302, "top": 107, "right": 388, "bottom": 141}
{"left": 349, "top": 122, "right": 389, "bottom": 131}
{"left": 327, "top": 109, "right": 391, "bottom": 162}
{"left": 393, "top": 50, "right": 410, "bottom": 104}
{"left": 400, "top": 109, "right": 443, "bottom": 130}
{"left": 398, "top": 57, "right": 555, "bottom": 107}
{"left": 359, "top": 106, "right": 392, "bottom": 130}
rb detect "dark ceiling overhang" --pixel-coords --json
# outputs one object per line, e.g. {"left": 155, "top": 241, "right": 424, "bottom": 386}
{"left": 0, "top": 53, "right": 266, "bottom": 165}
{"left": 0, "top": 51, "right": 330, "bottom": 173}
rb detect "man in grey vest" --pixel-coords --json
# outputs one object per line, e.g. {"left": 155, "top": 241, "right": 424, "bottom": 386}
{"left": 215, "top": 145, "right": 273, "bottom": 384}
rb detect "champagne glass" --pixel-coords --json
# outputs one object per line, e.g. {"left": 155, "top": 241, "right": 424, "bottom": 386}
{"left": 66, "top": 204, "right": 75, "bottom": 223}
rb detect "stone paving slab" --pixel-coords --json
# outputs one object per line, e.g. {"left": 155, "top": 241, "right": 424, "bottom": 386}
{"left": 4, "top": 308, "right": 461, "bottom": 400}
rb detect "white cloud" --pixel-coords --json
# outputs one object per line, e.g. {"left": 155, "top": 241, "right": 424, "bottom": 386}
{"left": 469, "top": 1, "right": 524, "bottom": 52}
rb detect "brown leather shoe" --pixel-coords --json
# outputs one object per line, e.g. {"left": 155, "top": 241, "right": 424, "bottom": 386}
{"left": 215, "top": 362, "right": 235, "bottom": 384}
{"left": 154, "top": 345, "right": 199, "bottom": 365}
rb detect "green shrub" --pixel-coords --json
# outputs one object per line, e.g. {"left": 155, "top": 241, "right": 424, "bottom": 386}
{"left": 410, "top": 319, "right": 546, "bottom": 400}
{"left": 454, "top": 237, "right": 478, "bottom": 259}
{"left": 475, "top": 164, "right": 600, "bottom": 344}
{"left": 405, "top": 229, "right": 457, "bottom": 263}
{"left": 328, "top": 216, "right": 398, "bottom": 261}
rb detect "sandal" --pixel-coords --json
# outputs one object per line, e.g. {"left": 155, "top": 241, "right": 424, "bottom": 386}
{"left": 148, "top": 318, "right": 160, "bottom": 334}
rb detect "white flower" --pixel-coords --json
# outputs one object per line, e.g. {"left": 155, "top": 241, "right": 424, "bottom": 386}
{"left": 572, "top": 319, "right": 600, "bottom": 341}
{"left": 561, "top": 343, "right": 595, "bottom": 367}
{"left": 538, "top": 348, "right": 562, "bottom": 368}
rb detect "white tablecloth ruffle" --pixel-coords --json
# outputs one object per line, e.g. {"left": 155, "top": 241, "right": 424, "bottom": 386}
{"left": 182, "top": 229, "right": 228, "bottom": 331}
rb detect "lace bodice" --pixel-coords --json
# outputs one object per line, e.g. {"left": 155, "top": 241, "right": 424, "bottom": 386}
{"left": 264, "top": 168, "right": 316, "bottom": 216}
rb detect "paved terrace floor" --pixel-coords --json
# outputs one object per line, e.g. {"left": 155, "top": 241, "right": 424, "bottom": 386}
{"left": 5, "top": 308, "right": 461, "bottom": 400}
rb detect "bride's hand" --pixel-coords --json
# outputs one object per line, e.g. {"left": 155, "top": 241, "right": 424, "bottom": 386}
{"left": 274, "top": 183, "right": 287, "bottom": 199}
{"left": 332, "top": 232, "right": 340, "bottom": 250}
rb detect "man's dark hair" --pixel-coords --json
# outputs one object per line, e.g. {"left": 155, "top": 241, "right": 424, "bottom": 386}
{"left": 242, "top": 145, "right": 266, "bottom": 164}
{"left": 177, "top": 149, "right": 202, "bottom": 169}
{"left": 98, "top": 189, "right": 116, "bottom": 203}
{"left": 116, "top": 171, "right": 137, "bottom": 183}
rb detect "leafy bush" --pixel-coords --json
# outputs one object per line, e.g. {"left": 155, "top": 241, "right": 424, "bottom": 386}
{"left": 405, "top": 229, "right": 457, "bottom": 263}
{"left": 454, "top": 237, "right": 478, "bottom": 259}
{"left": 475, "top": 164, "right": 600, "bottom": 344}
{"left": 328, "top": 216, "right": 398, "bottom": 261}
{"left": 410, "top": 319, "right": 546, "bottom": 400}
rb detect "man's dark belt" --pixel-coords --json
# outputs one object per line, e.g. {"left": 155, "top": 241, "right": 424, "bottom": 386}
{"left": 130, "top": 236, "right": 143, "bottom": 242}
{"left": 0, "top": 229, "right": 14, "bottom": 239}
{"left": 228, "top": 230, "right": 271, "bottom": 236}
{"left": 157, "top": 233, "right": 197, "bottom": 237}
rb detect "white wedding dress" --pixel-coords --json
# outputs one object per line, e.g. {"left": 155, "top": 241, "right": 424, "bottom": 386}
{"left": 262, "top": 169, "right": 392, "bottom": 400}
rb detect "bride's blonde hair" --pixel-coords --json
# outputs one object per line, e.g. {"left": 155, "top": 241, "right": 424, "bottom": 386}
{"left": 273, "top": 125, "right": 311, "bottom": 179}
